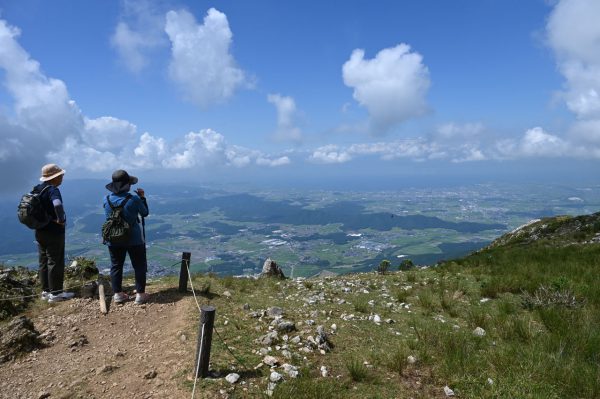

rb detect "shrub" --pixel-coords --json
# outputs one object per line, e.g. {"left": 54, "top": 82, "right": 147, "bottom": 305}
{"left": 395, "top": 288, "right": 411, "bottom": 303}
{"left": 399, "top": 259, "right": 414, "bottom": 271}
{"left": 386, "top": 346, "right": 409, "bottom": 374}
{"left": 406, "top": 271, "right": 417, "bottom": 283}
{"left": 418, "top": 289, "right": 437, "bottom": 314}
{"left": 346, "top": 358, "right": 369, "bottom": 382}
{"left": 377, "top": 260, "right": 390, "bottom": 275}
{"left": 522, "top": 285, "right": 582, "bottom": 309}
{"left": 353, "top": 297, "right": 369, "bottom": 313}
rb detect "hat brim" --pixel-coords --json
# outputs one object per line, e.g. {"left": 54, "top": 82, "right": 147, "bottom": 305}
{"left": 40, "top": 170, "right": 65, "bottom": 182}
{"left": 105, "top": 175, "right": 138, "bottom": 194}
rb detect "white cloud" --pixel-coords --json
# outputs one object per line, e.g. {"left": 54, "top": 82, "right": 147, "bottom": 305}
{"left": 309, "top": 145, "right": 353, "bottom": 164}
{"left": 342, "top": 43, "right": 431, "bottom": 133}
{"left": 0, "top": 18, "right": 287, "bottom": 192}
{"left": 495, "top": 127, "right": 569, "bottom": 158}
{"left": 165, "top": 8, "right": 247, "bottom": 108}
{"left": 436, "top": 122, "right": 484, "bottom": 140}
{"left": 83, "top": 116, "right": 137, "bottom": 151}
{"left": 256, "top": 156, "right": 291, "bottom": 167}
{"left": 547, "top": 0, "right": 600, "bottom": 143}
{"left": 267, "top": 94, "right": 302, "bottom": 143}
{"left": 110, "top": 0, "right": 167, "bottom": 73}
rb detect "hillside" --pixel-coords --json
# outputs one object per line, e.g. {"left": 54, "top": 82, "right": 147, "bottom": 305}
{"left": 1, "top": 212, "right": 600, "bottom": 398}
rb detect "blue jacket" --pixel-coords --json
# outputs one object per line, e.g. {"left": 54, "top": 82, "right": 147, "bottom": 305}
{"left": 103, "top": 192, "right": 148, "bottom": 247}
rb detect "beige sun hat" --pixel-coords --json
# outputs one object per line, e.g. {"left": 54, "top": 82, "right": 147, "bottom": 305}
{"left": 40, "top": 164, "right": 66, "bottom": 182}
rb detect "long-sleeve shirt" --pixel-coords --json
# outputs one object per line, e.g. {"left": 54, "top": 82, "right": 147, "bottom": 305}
{"left": 35, "top": 182, "right": 66, "bottom": 234}
{"left": 103, "top": 192, "right": 149, "bottom": 247}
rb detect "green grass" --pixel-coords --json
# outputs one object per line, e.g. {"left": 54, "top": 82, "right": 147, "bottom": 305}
{"left": 346, "top": 357, "right": 370, "bottom": 382}
{"left": 7, "top": 228, "right": 600, "bottom": 398}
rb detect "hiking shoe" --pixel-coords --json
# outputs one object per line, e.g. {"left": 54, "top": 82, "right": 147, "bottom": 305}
{"left": 113, "top": 292, "right": 129, "bottom": 304}
{"left": 135, "top": 292, "right": 149, "bottom": 305}
{"left": 41, "top": 291, "right": 50, "bottom": 301}
{"left": 47, "top": 293, "right": 66, "bottom": 303}
{"left": 47, "top": 292, "right": 75, "bottom": 303}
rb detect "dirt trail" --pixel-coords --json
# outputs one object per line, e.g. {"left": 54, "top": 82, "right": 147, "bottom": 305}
{"left": 0, "top": 288, "right": 198, "bottom": 399}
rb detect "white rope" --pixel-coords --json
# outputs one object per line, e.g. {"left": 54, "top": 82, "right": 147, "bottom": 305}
{"left": 191, "top": 322, "right": 205, "bottom": 399}
{"left": 184, "top": 259, "right": 202, "bottom": 312}
{"left": 0, "top": 279, "right": 98, "bottom": 301}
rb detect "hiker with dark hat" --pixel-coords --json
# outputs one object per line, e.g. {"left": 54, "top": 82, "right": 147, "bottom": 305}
{"left": 103, "top": 170, "right": 149, "bottom": 304}
{"left": 35, "top": 164, "right": 74, "bottom": 302}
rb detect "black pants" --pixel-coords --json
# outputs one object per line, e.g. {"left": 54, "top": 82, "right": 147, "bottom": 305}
{"left": 35, "top": 230, "right": 65, "bottom": 294}
{"left": 108, "top": 245, "right": 147, "bottom": 294}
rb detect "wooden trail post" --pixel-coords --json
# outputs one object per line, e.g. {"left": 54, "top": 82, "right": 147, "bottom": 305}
{"left": 194, "top": 305, "right": 216, "bottom": 379}
{"left": 98, "top": 282, "right": 107, "bottom": 314}
{"left": 178, "top": 252, "right": 192, "bottom": 293}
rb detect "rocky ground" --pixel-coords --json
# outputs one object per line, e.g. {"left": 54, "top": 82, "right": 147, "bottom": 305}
{"left": 0, "top": 286, "right": 195, "bottom": 399}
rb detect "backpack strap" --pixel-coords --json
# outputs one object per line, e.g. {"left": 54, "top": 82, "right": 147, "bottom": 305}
{"left": 106, "top": 194, "right": 132, "bottom": 211}
{"left": 33, "top": 185, "right": 51, "bottom": 195}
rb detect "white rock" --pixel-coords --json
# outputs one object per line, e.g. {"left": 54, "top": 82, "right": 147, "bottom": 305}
{"left": 373, "top": 315, "right": 382, "bottom": 324}
{"left": 444, "top": 385, "right": 455, "bottom": 396}
{"left": 473, "top": 327, "right": 486, "bottom": 337}
{"left": 480, "top": 298, "right": 490, "bottom": 303}
{"left": 225, "top": 373, "right": 240, "bottom": 384}
{"left": 320, "top": 365, "right": 328, "bottom": 377}
{"left": 487, "top": 378, "right": 494, "bottom": 385}
{"left": 263, "top": 355, "right": 279, "bottom": 366}
{"left": 407, "top": 355, "right": 416, "bottom": 364}
{"left": 270, "top": 371, "right": 283, "bottom": 382}
{"left": 331, "top": 324, "right": 337, "bottom": 332}
{"left": 282, "top": 363, "right": 299, "bottom": 378}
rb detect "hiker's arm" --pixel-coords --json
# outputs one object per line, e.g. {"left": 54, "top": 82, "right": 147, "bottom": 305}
{"left": 52, "top": 198, "right": 66, "bottom": 225}
{"left": 137, "top": 196, "right": 149, "bottom": 217}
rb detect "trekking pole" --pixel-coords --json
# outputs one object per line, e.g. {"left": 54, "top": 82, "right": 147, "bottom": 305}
{"left": 142, "top": 216, "right": 146, "bottom": 241}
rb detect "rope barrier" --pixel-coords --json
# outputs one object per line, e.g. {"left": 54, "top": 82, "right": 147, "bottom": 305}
{"left": 191, "top": 322, "right": 205, "bottom": 399}
{"left": 183, "top": 257, "right": 249, "bottom": 399}
{"left": 0, "top": 279, "right": 98, "bottom": 301}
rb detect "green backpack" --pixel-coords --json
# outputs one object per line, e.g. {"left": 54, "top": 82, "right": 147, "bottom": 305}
{"left": 102, "top": 195, "right": 132, "bottom": 245}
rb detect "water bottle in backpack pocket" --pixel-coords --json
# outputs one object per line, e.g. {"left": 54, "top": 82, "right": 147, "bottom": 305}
{"left": 102, "top": 195, "right": 132, "bottom": 245}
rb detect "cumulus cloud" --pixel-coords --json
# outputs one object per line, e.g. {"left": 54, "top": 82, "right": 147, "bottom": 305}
{"left": 342, "top": 43, "right": 431, "bottom": 133}
{"left": 309, "top": 145, "right": 353, "bottom": 164}
{"left": 256, "top": 156, "right": 291, "bottom": 167}
{"left": 267, "top": 94, "right": 303, "bottom": 143}
{"left": 110, "top": 0, "right": 167, "bottom": 73}
{"left": 547, "top": 0, "right": 600, "bottom": 145}
{"left": 0, "top": 18, "right": 286, "bottom": 192}
{"left": 165, "top": 8, "right": 247, "bottom": 108}
{"left": 495, "top": 127, "right": 570, "bottom": 158}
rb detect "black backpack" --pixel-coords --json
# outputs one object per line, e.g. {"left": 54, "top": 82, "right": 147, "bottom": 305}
{"left": 102, "top": 195, "right": 132, "bottom": 245}
{"left": 17, "top": 186, "right": 51, "bottom": 229}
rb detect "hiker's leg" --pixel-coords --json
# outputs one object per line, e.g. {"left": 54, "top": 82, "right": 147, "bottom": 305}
{"left": 45, "top": 232, "right": 65, "bottom": 294}
{"left": 109, "top": 246, "right": 127, "bottom": 293}
{"left": 128, "top": 245, "right": 147, "bottom": 294}
{"left": 35, "top": 230, "right": 50, "bottom": 292}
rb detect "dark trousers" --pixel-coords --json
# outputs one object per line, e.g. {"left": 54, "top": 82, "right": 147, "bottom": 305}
{"left": 35, "top": 230, "right": 65, "bottom": 294}
{"left": 108, "top": 245, "right": 147, "bottom": 294}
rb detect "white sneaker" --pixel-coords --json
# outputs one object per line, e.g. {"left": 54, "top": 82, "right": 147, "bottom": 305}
{"left": 41, "top": 291, "right": 50, "bottom": 301}
{"left": 47, "top": 292, "right": 75, "bottom": 303}
{"left": 47, "top": 293, "right": 66, "bottom": 303}
{"left": 113, "top": 292, "right": 130, "bottom": 304}
{"left": 135, "top": 292, "right": 149, "bottom": 304}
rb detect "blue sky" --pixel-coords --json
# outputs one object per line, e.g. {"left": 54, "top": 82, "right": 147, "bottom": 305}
{"left": 0, "top": 0, "right": 599, "bottom": 192}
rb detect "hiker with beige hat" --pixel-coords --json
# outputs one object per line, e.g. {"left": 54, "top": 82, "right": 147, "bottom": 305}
{"left": 34, "top": 164, "right": 74, "bottom": 303}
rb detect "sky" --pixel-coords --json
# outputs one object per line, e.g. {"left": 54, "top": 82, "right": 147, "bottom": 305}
{"left": 0, "top": 0, "right": 599, "bottom": 193}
